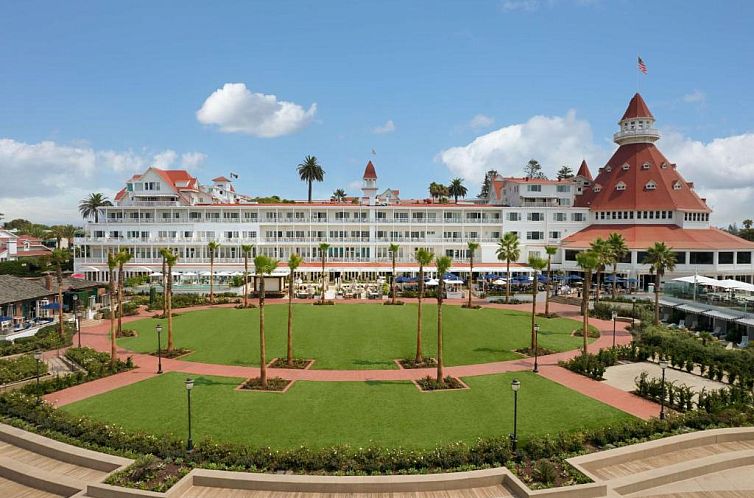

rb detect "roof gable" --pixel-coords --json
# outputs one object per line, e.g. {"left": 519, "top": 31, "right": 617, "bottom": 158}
{"left": 621, "top": 93, "right": 654, "bottom": 120}
{"left": 363, "top": 161, "right": 377, "bottom": 180}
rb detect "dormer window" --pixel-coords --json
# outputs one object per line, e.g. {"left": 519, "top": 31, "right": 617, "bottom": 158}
{"left": 642, "top": 162, "right": 651, "bottom": 170}
{"left": 622, "top": 163, "right": 630, "bottom": 171}
{"left": 645, "top": 180, "right": 656, "bottom": 191}
{"left": 604, "top": 165, "right": 612, "bottom": 172}
{"left": 673, "top": 181, "right": 682, "bottom": 190}
{"left": 661, "top": 162, "right": 668, "bottom": 169}
{"left": 616, "top": 181, "right": 626, "bottom": 191}
{"left": 593, "top": 184, "right": 602, "bottom": 193}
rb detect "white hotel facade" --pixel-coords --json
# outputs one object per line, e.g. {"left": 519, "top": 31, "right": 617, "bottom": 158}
{"left": 74, "top": 94, "right": 754, "bottom": 287}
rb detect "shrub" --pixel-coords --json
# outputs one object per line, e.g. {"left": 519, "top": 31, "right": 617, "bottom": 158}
{"left": 0, "top": 354, "right": 48, "bottom": 385}
{"left": 0, "top": 324, "right": 74, "bottom": 357}
{"left": 560, "top": 353, "right": 606, "bottom": 380}
{"left": 101, "top": 301, "right": 140, "bottom": 319}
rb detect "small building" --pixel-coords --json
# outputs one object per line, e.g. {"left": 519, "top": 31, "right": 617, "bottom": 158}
{"left": 0, "top": 274, "right": 57, "bottom": 333}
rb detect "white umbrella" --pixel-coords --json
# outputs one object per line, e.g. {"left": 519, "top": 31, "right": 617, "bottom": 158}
{"left": 718, "top": 279, "right": 754, "bottom": 291}
{"left": 425, "top": 278, "right": 439, "bottom": 286}
{"left": 231, "top": 271, "right": 244, "bottom": 276}
{"left": 200, "top": 271, "right": 212, "bottom": 276}
{"left": 444, "top": 279, "right": 462, "bottom": 285}
{"left": 150, "top": 272, "right": 163, "bottom": 277}
{"left": 183, "top": 271, "right": 198, "bottom": 276}
{"left": 492, "top": 278, "right": 507, "bottom": 285}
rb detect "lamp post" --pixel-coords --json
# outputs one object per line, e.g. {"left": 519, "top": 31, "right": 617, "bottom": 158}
{"left": 510, "top": 378, "right": 520, "bottom": 457}
{"left": 631, "top": 296, "right": 637, "bottom": 329}
{"left": 73, "top": 294, "right": 81, "bottom": 348}
{"left": 33, "top": 350, "right": 42, "bottom": 404}
{"left": 155, "top": 324, "right": 163, "bottom": 374}
{"left": 532, "top": 324, "right": 540, "bottom": 373}
{"left": 659, "top": 360, "right": 669, "bottom": 420}
{"left": 612, "top": 311, "right": 618, "bottom": 348}
{"left": 185, "top": 378, "right": 194, "bottom": 451}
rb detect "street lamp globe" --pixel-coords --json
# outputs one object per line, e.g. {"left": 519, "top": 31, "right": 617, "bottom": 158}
{"left": 659, "top": 360, "right": 669, "bottom": 370}
{"left": 511, "top": 378, "right": 521, "bottom": 392}
{"left": 33, "top": 350, "right": 42, "bottom": 362}
{"left": 185, "top": 378, "right": 194, "bottom": 391}
{"left": 156, "top": 324, "right": 162, "bottom": 335}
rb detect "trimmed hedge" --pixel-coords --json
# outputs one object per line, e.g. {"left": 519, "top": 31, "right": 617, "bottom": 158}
{"left": 0, "top": 354, "right": 48, "bottom": 385}
{"left": 0, "top": 324, "right": 74, "bottom": 357}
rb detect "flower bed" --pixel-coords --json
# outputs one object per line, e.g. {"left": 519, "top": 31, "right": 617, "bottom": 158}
{"left": 239, "top": 377, "right": 292, "bottom": 392}
{"left": 415, "top": 376, "right": 467, "bottom": 391}
{"left": 397, "top": 357, "right": 437, "bottom": 369}
{"left": 268, "top": 358, "right": 313, "bottom": 369}
{"left": 0, "top": 354, "right": 48, "bottom": 385}
{"left": 149, "top": 348, "right": 192, "bottom": 359}
{"left": 105, "top": 455, "right": 190, "bottom": 493}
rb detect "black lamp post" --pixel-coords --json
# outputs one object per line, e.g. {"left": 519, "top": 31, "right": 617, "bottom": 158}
{"left": 156, "top": 324, "right": 163, "bottom": 374}
{"left": 659, "top": 359, "right": 669, "bottom": 420}
{"left": 612, "top": 311, "right": 618, "bottom": 348}
{"left": 532, "top": 324, "right": 540, "bottom": 373}
{"left": 510, "top": 378, "right": 520, "bottom": 456}
{"left": 631, "top": 296, "right": 637, "bottom": 329}
{"left": 185, "top": 378, "right": 194, "bottom": 451}
{"left": 33, "top": 350, "right": 42, "bottom": 404}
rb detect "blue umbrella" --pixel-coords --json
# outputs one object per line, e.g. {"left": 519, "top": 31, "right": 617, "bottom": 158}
{"left": 395, "top": 276, "right": 411, "bottom": 283}
{"left": 443, "top": 272, "right": 462, "bottom": 281}
{"left": 564, "top": 275, "right": 582, "bottom": 282}
{"left": 42, "top": 303, "right": 61, "bottom": 310}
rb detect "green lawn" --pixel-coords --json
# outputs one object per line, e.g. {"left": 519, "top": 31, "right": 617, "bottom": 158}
{"left": 119, "top": 304, "right": 594, "bottom": 369}
{"left": 62, "top": 372, "right": 632, "bottom": 449}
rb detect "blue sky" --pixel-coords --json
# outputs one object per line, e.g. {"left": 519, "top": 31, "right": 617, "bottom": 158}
{"left": 1, "top": 0, "right": 753, "bottom": 225}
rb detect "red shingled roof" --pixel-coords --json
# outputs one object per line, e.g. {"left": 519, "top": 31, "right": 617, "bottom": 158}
{"left": 576, "top": 160, "right": 593, "bottom": 181}
{"left": 562, "top": 225, "right": 754, "bottom": 250}
{"left": 574, "top": 143, "right": 709, "bottom": 212}
{"left": 212, "top": 176, "right": 231, "bottom": 182}
{"left": 363, "top": 161, "right": 377, "bottom": 180}
{"left": 621, "top": 93, "right": 654, "bottom": 120}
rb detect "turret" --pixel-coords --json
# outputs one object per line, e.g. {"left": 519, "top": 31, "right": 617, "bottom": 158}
{"left": 361, "top": 161, "right": 378, "bottom": 205}
{"left": 613, "top": 93, "right": 660, "bottom": 145}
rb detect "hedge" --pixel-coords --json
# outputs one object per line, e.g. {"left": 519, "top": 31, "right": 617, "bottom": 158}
{"left": 0, "top": 324, "right": 74, "bottom": 357}
{"left": 0, "top": 354, "right": 48, "bottom": 385}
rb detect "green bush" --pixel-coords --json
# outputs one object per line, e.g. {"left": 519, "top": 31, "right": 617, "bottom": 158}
{"left": 64, "top": 347, "right": 131, "bottom": 378}
{"left": 0, "top": 355, "right": 48, "bottom": 385}
{"left": 0, "top": 324, "right": 74, "bottom": 357}
{"left": 101, "top": 301, "right": 140, "bottom": 319}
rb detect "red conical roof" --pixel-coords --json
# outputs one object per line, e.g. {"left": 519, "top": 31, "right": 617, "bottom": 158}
{"left": 576, "top": 160, "right": 593, "bottom": 181}
{"left": 621, "top": 93, "right": 654, "bottom": 121}
{"left": 363, "top": 160, "right": 377, "bottom": 179}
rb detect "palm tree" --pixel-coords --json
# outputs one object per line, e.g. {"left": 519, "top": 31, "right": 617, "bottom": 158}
{"left": 428, "top": 182, "right": 449, "bottom": 202}
{"left": 528, "top": 255, "right": 547, "bottom": 351}
{"left": 50, "top": 248, "right": 70, "bottom": 342}
{"left": 448, "top": 178, "right": 467, "bottom": 203}
{"left": 576, "top": 250, "right": 599, "bottom": 355}
{"left": 435, "top": 255, "right": 452, "bottom": 382}
{"left": 607, "top": 232, "right": 628, "bottom": 299}
{"left": 49, "top": 225, "right": 66, "bottom": 249}
{"left": 286, "top": 253, "right": 303, "bottom": 366}
{"left": 496, "top": 232, "right": 520, "bottom": 304}
{"left": 544, "top": 246, "right": 558, "bottom": 316}
{"left": 466, "top": 241, "right": 479, "bottom": 308}
{"left": 62, "top": 225, "right": 78, "bottom": 250}
{"left": 241, "top": 244, "right": 254, "bottom": 308}
{"left": 643, "top": 242, "right": 677, "bottom": 325}
{"left": 160, "top": 250, "right": 168, "bottom": 316}
{"left": 254, "top": 255, "right": 279, "bottom": 389}
{"left": 207, "top": 241, "right": 220, "bottom": 304}
{"left": 297, "top": 155, "right": 325, "bottom": 203}
{"left": 414, "top": 248, "right": 434, "bottom": 363}
{"left": 78, "top": 193, "right": 112, "bottom": 223}
{"left": 162, "top": 249, "right": 178, "bottom": 352}
{"left": 331, "top": 189, "right": 347, "bottom": 203}
{"left": 589, "top": 237, "right": 611, "bottom": 304}
{"left": 318, "top": 243, "right": 330, "bottom": 303}
{"left": 115, "top": 250, "right": 132, "bottom": 338}
{"left": 388, "top": 243, "right": 400, "bottom": 305}
{"left": 107, "top": 251, "right": 117, "bottom": 365}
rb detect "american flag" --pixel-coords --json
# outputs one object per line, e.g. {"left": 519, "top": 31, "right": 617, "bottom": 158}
{"left": 637, "top": 57, "right": 647, "bottom": 74}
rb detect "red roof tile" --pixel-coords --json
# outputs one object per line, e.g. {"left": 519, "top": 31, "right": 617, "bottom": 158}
{"left": 212, "top": 176, "right": 231, "bottom": 182}
{"left": 562, "top": 225, "right": 754, "bottom": 250}
{"left": 363, "top": 161, "right": 377, "bottom": 180}
{"left": 574, "top": 143, "right": 709, "bottom": 212}
{"left": 621, "top": 93, "right": 654, "bottom": 121}
{"left": 576, "top": 160, "right": 593, "bottom": 181}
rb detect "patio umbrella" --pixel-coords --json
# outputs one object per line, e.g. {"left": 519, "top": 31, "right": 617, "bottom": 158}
{"left": 150, "top": 272, "right": 163, "bottom": 277}
{"left": 200, "top": 271, "right": 212, "bottom": 276}
{"left": 492, "top": 278, "right": 507, "bottom": 286}
{"left": 71, "top": 273, "right": 86, "bottom": 279}
{"left": 564, "top": 275, "right": 582, "bottom": 282}
{"left": 395, "top": 276, "right": 411, "bottom": 283}
{"left": 425, "top": 278, "right": 439, "bottom": 286}
{"left": 183, "top": 272, "right": 198, "bottom": 276}
{"left": 42, "top": 303, "right": 61, "bottom": 310}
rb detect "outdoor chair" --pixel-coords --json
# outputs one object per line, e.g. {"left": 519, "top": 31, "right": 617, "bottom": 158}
{"left": 713, "top": 326, "right": 722, "bottom": 337}
{"left": 738, "top": 336, "right": 750, "bottom": 348}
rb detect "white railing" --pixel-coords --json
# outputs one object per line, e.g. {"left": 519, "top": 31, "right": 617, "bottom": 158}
{"left": 613, "top": 128, "right": 660, "bottom": 142}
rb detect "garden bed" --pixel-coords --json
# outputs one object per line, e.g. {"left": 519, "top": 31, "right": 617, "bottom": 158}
{"left": 514, "top": 346, "right": 557, "bottom": 357}
{"left": 149, "top": 348, "right": 192, "bottom": 360}
{"left": 105, "top": 455, "right": 190, "bottom": 493}
{"left": 268, "top": 358, "right": 314, "bottom": 369}
{"left": 238, "top": 377, "right": 293, "bottom": 392}
{"left": 397, "top": 357, "right": 437, "bottom": 369}
{"left": 383, "top": 300, "right": 405, "bottom": 306}
{"left": 414, "top": 376, "right": 468, "bottom": 392}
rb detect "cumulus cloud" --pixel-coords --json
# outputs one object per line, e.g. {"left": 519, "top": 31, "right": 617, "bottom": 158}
{"left": 196, "top": 83, "right": 317, "bottom": 138}
{"left": 682, "top": 90, "right": 706, "bottom": 104}
{"left": 373, "top": 119, "right": 396, "bottom": 134}
{"left": 468, "top": 114, "right": 495, "bottom": 130}
{"left": 437, "top": 112, "right": 754, "bottom": 226}
{"left": 437, "top": 110, "right": 605, "bottom": 184}
{"left": 0, "top": 138, "right": 206, "bottom": 223}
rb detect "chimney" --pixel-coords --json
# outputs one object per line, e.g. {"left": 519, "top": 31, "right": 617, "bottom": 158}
{"left": 44, "top": 274, "right": 52, "bottom": 290}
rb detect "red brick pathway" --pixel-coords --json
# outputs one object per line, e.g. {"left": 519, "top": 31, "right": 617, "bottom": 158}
{"left": 47, "top": 298, "right": 660, "bottom": 419}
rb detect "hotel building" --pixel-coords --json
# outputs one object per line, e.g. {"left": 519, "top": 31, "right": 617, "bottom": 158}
{"left": 74, "top": 94, "right": 754, "bottom": 287}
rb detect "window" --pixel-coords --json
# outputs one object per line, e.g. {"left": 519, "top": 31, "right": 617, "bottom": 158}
{"left": 527, "top": 184, "right": 542, "bottom": 192}
{"left": 526, "top": 231, "right": 544, "bottom": 240}
{"left": 593, "top": 184, "right": 602, "bottom": 193}
{"left": 661, "top": 162, "right": 668, "bottom": 169}
{"left": 527, "top": 212, "right": 544, "bottom": 221}
{"left": 737, "top": 251, "right": 752, "bottom": 264}
{"left": 144, "top": 182, "right": 160, "bottom": 191}
{"left": 376, "top": 211, "right": 387, "bottom": 220}
{"left": 673, "top": 181, "right": 682, "bottom": 190}
{"left": 604, "top": 165, "right": 612, "bottom": 172}
{"left": 412, "top": 212, "right": 425, "bottom": 221}
{"left": 556, "top": 185, "right": 571, "bottom": 193}
{"left": 571, "top": 213, "right": 586, "bottom": 222}
{"left": 642, "top": 162, "right": 651, "bottom": 170}
{"left": 616, "top": 181, "right": 626, "bottom": 191}
{"left": 549, "top": 231, "right": 561, "bottom": 239}
{"left": 565, "top": 250, "right": 579, "bottom": 261}
{"left": 689, "top": 252, "right": 714, "bottom": 265}
{"left": 622, "top": 163, "right": 630, "bottom": 171}
{"left": 673, "top": 252, "right": 687, "bottom": 264}
{"left": 553, "top": 212, "right": 567, "bottom": 222}
{"left": 507, "top": 212, "right": 521, "bottom": 221}
{"left": 645, "top": 181, "right": 656, "bottom": 190}
{"left": 718, "top": 252, "right": 734, "bottom": 264}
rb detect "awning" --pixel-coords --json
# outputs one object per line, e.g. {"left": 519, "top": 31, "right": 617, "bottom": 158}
{"left": 703, "top": 309, "right": 744, "bottom": 321}
{"left": 676, "top": 304, "right": 710, "bottom": 313}
{"left": 658, "top": 298, "right": 679, "bottom": 307}
{"left": 737, "top": 318, "right": 754, "bottom": 327}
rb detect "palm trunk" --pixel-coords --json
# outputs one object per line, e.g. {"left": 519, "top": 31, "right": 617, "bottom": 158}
{"left": 583, "top": 273, "right": 591, "bottom": 355}
{"left": 57, "top": 276, "right": 64, "bottom": 342}
{"left": 308, "top": 180, "right": 312, "bottom": 203}
{"left": 545, "top": 257, "right": 552, "bottom": 316}
{"left": 209, "top": 254, "right": 214, "bottom": 304}
{"left": 320, "top": 256, "right": 326, "bottom": 303}
{"left": 162, "top": 257, "right": 167, "bottom": 315}
{"left": 506, "top": 260, "right": 511, "bottom": 304}
{"left": 594, "top": 269, "right": 601, "bottom": 304}
{"left": 167, "top": 265, "right": 174, "bottom": 352}
{"left": 654, "top": 274, "right": 661, "bottom": 325}
{"left": 415, "top": 267, "right": 424, "bottom": 362}
{"left": 436, "top": 284, "right": 444, "bottom": 383}
{"left": 243, "top": 256, "right": 249, "bottom": 308}
{"left": 287, "top": 274, "right": 293, "bottom": 365}
{"left": 109, "top": 273, "right": 116, "bottom": 365}
{"left": 117, "top": 267, "right": 124, "bottom": 337}
{"left": 468, "top": 255, "right": 474, "bottom": 308}
{"left": 391, "top": 254, "right": 397, "bottom": 305}
{"left": 531, "top": 272, "right": 537, "bottom": 350}
{"left": 612, "top": 263, "right": 618, "bottom": 299}
{"left": 259, "top": 279, "right": 267, "bottom": 388}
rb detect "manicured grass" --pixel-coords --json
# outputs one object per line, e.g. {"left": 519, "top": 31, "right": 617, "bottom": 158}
{"left": 62, "top": 372, "right": 633, "bottom": 449}
{"left": 119, "top": 304, "right": 595, "bottom": 369}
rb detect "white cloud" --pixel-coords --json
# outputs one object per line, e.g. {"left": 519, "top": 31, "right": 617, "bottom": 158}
{"left": 0, "top": 138, "right": 206, "bottom": 223}
{"left": 501, "top": 0, "right": 542, "bottom": 11}
{"left": 373, "top": 119, "right": 396, "bottom": 134}
{"left": 469, "top": 114, "right": 495, "bottom": 130}
{"left": 196, "top": 83, "right": 317, "bottom": 138}
{"left": 682, "top": 90, "right": 706, "bottom": 104}
{"left": 437, "top": 110, "right": 605, "bottom": 184}
{"left": 180, "top": 152, "right": 207, "bottom": 170}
